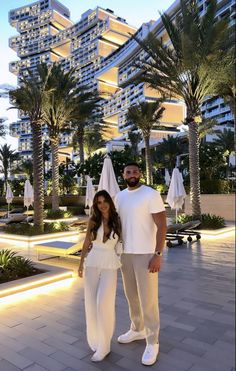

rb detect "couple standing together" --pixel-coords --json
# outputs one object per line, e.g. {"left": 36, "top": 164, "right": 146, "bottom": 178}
{"left": 78, "top": 162, "right": 167, "bottom": 366}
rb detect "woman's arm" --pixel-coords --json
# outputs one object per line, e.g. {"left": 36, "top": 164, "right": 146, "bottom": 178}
{"left": 78, "top": 219, "right": 93, "bottom": 277}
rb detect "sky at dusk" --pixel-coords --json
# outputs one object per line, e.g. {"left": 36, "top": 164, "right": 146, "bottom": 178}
{"left": 0, "top": 0, "right": 175, "bottom": 149}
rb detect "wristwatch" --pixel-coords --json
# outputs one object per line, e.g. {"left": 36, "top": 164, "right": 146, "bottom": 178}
{"left": 154, "top": 251, "right": 163, "bottom": 257}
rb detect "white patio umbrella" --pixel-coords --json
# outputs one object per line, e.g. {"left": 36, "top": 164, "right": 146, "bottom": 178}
{"left": 85, "top": 175, "right": 95, "bottom": 214}
{"left": 166, "top": 168, "right": 186, "bottom": 223}
{"left": 164, "top": 168, "right": 171, "bottom": 186}
{"left": 98, "top": 155, "right": 120, "bottom": 198}
{"left": 24, "top": 179, "right": 34, "bottom": 222}
{"left": 6, "top": 183, "right": 14, "bottom": 218}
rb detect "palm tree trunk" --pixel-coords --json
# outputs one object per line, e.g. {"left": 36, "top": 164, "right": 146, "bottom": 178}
{"left": 79, "top": 132, "right": 84, "bottom": 165}
{"left": 144, "top": 136, "right": 153, "bottom": 185}
{"left": 32, "top": 123, "right": 44, "bottom": 231}
{"left": 51, "top": 138, "right": 60, "bottom": 211}
{"left": 188, "top": 120, "right": 201, "bottom": 218}
{"left": 4, "top": 169, "right": 8, "bottom": 184}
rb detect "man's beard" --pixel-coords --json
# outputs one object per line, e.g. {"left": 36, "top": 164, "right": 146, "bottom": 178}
{"left": 125, "top": 177, "right": 140, "bottom": 187}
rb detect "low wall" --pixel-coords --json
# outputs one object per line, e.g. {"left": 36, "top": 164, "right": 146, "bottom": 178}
{"left": 185, "top": 194, "right": 235, "bottom": 221}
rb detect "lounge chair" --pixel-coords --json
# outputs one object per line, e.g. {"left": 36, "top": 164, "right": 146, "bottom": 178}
{"left": 0, "top": 214, "right": 27, "bottom": 227}
{"left": 35, "top": 232, "right": 86, "bottom": 260}
{"left": 68, "top": 218, "right": 88, "bottom": 232}
{"left": 9, "top": 208, "right": 25, "bottom": 214}
{"left": 166, "top": 220, "right": 201, "bottom": 247}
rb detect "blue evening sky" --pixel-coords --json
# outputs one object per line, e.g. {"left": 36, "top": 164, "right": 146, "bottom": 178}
{"left": 0, "top": 0, "right": 174, "bottom": 148}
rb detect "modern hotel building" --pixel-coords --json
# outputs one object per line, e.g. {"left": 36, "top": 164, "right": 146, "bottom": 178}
{"left": 9, "top": 0, "right": 235, "bottom": 159}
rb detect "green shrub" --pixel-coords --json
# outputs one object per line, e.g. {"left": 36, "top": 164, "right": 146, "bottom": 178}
{"left": 153, "top": 183, "right": 168, "bottom": 194}
{"left": 45, "top": 209, "right": 72, "bottom": 219}
{"left": 200, "top": 180, "right": 230, "bottom": 194}
{"left": 3, "top": 222, "right": 69, "bottom": 236}
{"left": 177, "top": 213, "right": 225, "bottom": 229}
{"left": 0, "top": 249, "right": 40, "bottom": 283}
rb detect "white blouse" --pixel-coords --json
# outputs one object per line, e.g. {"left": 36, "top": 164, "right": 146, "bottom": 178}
{"left": 84, "top": 223, "right": 121, "bottom": 269}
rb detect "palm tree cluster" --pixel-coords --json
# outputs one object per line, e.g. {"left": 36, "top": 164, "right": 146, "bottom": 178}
{"left": 0, "top": 144, "right": 20, "bottom": 184}
{"left": 127, "top": 101, "right": 165, "bottom": 185}
{"left": 132, "top": 0, "right": 232, "bottom": 218}
{"left": 7, "top": 0, "right": 234, "bottom": 225}
{"left": 10, "top": 63, "right": 99, "bottom": 230}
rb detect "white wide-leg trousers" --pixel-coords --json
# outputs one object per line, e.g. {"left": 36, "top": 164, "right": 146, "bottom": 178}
{"left": 84, "top": 267, "right": 117, "bottom": 354}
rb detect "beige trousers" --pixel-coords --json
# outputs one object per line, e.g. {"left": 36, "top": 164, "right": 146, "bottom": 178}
{"left": 121, "top": 254, "right": 160, "bottom": 345}
{"left": 84, "top": 267, "right": 117, "bottom": 354}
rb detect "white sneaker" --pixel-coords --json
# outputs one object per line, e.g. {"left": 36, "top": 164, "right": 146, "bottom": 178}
{"left": 117, "top": 329, "right": 145, "bottom": 343}
{"left": 141, "top": 344, "right": 159, "bottom": 366}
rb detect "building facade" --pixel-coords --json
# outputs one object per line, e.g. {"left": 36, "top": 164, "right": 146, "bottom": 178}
{"left": 9, "top": 0, "right": 235, "bottom": 159}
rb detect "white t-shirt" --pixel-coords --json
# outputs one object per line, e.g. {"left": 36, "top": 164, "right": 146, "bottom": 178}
{"left": 115, "top": 185, "right": 165, "bottom": 254}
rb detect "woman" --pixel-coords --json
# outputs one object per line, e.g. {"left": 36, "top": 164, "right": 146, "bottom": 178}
{"left": 78, "top": 190, "right": 122, "bottom": 362}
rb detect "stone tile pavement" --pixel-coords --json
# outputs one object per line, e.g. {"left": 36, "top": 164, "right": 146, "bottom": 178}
{"left": 0, "top": 234, "right": 235, "bottom": 371}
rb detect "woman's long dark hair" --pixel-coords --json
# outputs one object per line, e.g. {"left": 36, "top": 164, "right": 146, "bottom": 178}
{"left": 90, "top": 190, "right": 121, "bottom": 241}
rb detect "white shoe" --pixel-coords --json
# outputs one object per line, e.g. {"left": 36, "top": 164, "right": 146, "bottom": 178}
{"left": 141, "top": 344, "right": 159, "bottom": 366}
{"left": 91, "top": 350, "right": 110, "bottom": 362}
{"left": 117, "top": 329, "right": 145, "bottom": 343}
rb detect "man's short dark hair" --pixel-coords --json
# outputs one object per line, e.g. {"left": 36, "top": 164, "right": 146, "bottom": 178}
{"left": 123, "top": 162, "right": 141, "bottom": 171}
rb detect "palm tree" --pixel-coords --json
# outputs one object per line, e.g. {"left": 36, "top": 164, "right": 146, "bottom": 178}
{"left": 133, "top": 0, "right": 229, "bottom": 217}
{"left": 42, "top": 64, "right": 79, "bottom": 210}
{"left": 9, "top": 64, "right": 51, "bottom": 231}
{"left": 0, "top": 117, "right": 6, "bottom": 138}
{"left": 127, "top": 101, "right": 165, "bottom": 185}
{"left": 83, "top": 124, "right": 105, "bottom": 156}
{"left": 71, "top": 96, "right": 102, "bottom": 165}
{"left": 0, "top": 144, "right": 19, "bottom": 183}
{"left": 154, "top": 135, "right": 186, "bottom": 170}
{"left": 127, "top": 129, "right": 142, "bottom": 160}
{"left": 42, "top": 63, "right": 100, "bottom": 210}
{"left": 18, "top": 159, "right": 34, "bottom": 183}
{"left": 214, "top": 128, "right": 235, "bottom": 177}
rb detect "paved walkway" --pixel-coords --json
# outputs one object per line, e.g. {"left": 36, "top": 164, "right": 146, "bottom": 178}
{"left": 0, "top": 235, "right": 235, "bottom": 371}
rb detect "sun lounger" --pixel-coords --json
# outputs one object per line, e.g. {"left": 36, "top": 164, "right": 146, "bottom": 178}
{"left": 177, "top": 220, "right": 201, "bottom": 242}
{"left": 68, "top": 218, "right": 88, "bottom": 232}
{"left": 166, "top": 220, "right": 201, "bottom": 247}
{"left": 9, "top": 208, "right": 25, "bottom": 214}
{"left": 0, "top": 214, "right": 27, "bottom": 227}
{"left": 35, "top": 233, "right": 86, "bottom": 260}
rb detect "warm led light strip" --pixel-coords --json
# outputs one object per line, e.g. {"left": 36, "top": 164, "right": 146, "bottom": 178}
{"left": 0, "top": 277, "right": 75, "bottom": 306}
{"left": 0, "top": 271, "right": 74, "bottom": 299}
{"left": 201, "top": 230, "right": 235, "bottom": 240}
{"left": 0, "top": 230, "right": 78, "bottom": 242}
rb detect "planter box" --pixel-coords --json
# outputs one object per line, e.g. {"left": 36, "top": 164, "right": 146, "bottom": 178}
{"left": 0, "top": 263, "right": 74, "bottom": 299}
{"left": 185, "top": 194, "right": 235, "bottom": 221}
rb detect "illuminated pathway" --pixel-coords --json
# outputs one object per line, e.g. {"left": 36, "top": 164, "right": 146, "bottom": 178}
{"left": 0, "top": 234, "right": 235, "bottom": 370}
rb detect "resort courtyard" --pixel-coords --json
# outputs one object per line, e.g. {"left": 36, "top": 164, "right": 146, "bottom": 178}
{"left": 0, "top": 233, "right": 234, "bottom": 371}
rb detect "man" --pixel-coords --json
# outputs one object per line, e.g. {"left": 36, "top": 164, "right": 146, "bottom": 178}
{"left": 115, "top": 162, "right": 166, "bottom": 366}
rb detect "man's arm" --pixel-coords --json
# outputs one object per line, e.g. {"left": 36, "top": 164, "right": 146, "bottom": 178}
{"left": 148, "top": 211, "right": 167, "bottom": 273}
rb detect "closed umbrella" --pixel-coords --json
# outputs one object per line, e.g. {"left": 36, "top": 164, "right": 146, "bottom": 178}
{"left": 6, "top": 183, "right": 14, "bottom": 218}
{"left": 24, "top": 179, "right": 34, "bottom": 222}
{"left": 98, "top": 155, "right": 120, "bottom": 198}
{"left": 85, "top": 175, "right": 95, "bottom": 215}
{"left": 166, "top": 168, "right": 186, "bottom": 223}
{"left": 164, "top": 168, "right": 171, "bottom": 186}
